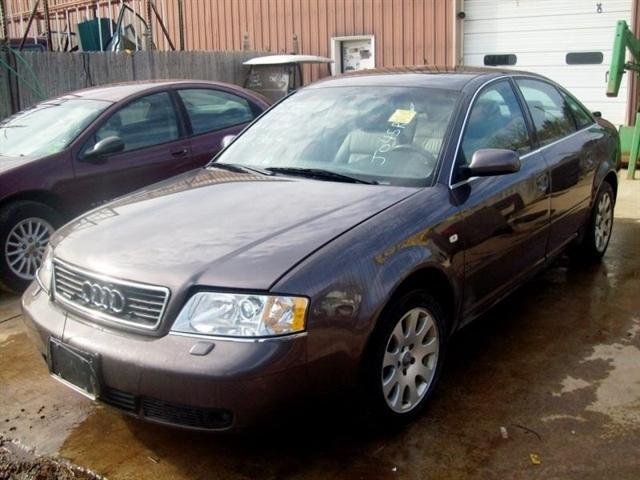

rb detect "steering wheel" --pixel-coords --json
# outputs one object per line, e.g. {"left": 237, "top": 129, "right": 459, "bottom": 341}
{"left": 381, "top": 143, "right": 437, "bottom": 169}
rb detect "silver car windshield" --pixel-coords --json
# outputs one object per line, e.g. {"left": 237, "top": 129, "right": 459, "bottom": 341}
{"left": 216, "top": 86, "right": 459, "bottom": 186}
{"left": 0, "top": 98, "right": 110, "bottom": 157}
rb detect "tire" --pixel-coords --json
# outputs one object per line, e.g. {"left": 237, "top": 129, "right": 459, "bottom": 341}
{"left": 0, "top": 201, "right": 62, "bottom": 293}
{"left": 364, "top": 290, "right": 447, "bottom": 426}
{"left": 571, "top": 182, "right": 615, "bottom": 264}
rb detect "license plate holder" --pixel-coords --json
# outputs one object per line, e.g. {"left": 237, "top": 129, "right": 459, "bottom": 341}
{"left": 49, "top": 338, "right": 100, "bottom": 399}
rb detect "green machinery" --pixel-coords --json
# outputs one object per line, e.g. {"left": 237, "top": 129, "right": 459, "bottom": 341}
{"left": 607, "top": 20, "right": 640, "bottom": 179}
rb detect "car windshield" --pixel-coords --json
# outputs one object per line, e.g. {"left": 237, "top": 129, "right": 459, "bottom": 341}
{"left": 0, "top": 98, "right": 110, "bottom": 157}
{"left": 214, "top": 86, "right": 459, "bottom": 186}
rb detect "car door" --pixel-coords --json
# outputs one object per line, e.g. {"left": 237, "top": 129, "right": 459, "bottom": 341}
{"left": 175, "top": 88, "right": 260, "bottom": 166}
{"left": 450, "top": 79, "right": 551, "bottom": 319}
{"left": 71, "top": 91, "right": 191, "bottom": 209}
{"left": 514, "top": 77, "right": 600, "bottom": 257}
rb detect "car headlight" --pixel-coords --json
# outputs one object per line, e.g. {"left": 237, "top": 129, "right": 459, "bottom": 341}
{"left": 171, "top": 292, "right": 308, "bottom": 337}
{"left": 36, "top": 245, "right": 54, "bottom": 293}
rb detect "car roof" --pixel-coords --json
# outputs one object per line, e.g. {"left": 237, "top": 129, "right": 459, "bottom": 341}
{"left": 54, "top": 80, "right": 252, "bottom": 103}
{"left": 307, "top": 65, "right": 544, "bottom": 91}
{"left": 244, "top": 54, "right": 334, "bottom": 65}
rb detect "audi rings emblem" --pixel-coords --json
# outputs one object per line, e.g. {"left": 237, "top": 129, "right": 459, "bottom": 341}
{"left": 80, "top": 282, "right": 126, "bottom": 314}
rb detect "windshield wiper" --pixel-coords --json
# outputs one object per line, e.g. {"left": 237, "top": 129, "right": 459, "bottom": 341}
{"left": 266, "top": 167, "right": 377, "bottom": 185}
{"left": 208, "top": 162, "right": 273, "bottom": 176}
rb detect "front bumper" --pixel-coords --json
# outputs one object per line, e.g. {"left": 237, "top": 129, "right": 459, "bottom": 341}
{"left": 21, "top": 282, "right": 309, "bottom": 431}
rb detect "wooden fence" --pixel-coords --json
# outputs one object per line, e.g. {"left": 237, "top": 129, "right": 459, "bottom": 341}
{"left": 0, "top": 50, "right": 266, "bottom": 121}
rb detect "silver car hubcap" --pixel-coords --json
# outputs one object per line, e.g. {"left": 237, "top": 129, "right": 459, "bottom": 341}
{"left": 381, "top": 307, "right": 440, "bottom": 413}
{"left": 4, "top": 217, "right": 54, "bottom": 280}
{"left": 594, "top": 192, "right": 613, "bottom": 253}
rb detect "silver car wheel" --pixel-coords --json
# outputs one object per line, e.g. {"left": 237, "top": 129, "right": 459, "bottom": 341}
{"left": 594, "top": 191, "right": 613, "bottom": 253}
{"left": 381, "top": 307, "right": 440, "bottom": 414}
{"left": 4, "top": 217, "right": 54, "bottom": 280}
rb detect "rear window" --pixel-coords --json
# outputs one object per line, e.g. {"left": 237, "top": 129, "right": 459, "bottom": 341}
{"left": 563, "top": 93, "right": 594, "bottom": 129}
{"left": 178, "top": 89, "right": 255, "bottom": 135}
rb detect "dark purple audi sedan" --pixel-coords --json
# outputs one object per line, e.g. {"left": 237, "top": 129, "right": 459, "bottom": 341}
{"left": 22, "top": 68, "right": 619, "bottom": 431}
{"left": 0, "top": 80, "right": 270, "bottom": 292}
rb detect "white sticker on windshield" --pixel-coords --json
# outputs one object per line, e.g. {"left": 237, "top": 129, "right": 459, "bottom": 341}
{"left": 388, "top": 109, "right": 416, "bottom": 125}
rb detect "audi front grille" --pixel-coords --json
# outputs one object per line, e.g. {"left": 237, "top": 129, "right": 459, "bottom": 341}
{"left": 52, "top": 259, "right": 170, "bottom": 330}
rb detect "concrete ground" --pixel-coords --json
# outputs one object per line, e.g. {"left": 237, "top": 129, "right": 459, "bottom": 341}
{"left": 1, "top": 173, "right": 639, "bottom": 480}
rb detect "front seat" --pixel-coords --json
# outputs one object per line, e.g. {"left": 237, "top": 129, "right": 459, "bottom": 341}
{"left": 145, "top": 99, "right": 178, "bottom": 143}
{"left": 335, "top": 112, "right": 416, "bottom": 165}
{"left": 335, "top": 129, "right": 388, "bottom": 165}
{"left": 413, "top": 113, "right": 447, "bottom": 157}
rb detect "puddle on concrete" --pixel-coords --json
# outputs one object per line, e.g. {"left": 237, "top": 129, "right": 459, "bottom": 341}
{"left": 0, "top": 321, "right": 94, "bottom": 456}
{"left": 584, "top": 342, "right": 640, "bottom": 433}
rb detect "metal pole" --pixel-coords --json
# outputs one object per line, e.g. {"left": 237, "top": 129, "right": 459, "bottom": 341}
{"left": 0, "top": 0, "right": 8, "bottom": 42}
{"left": 177, "top": 0, "right": 183, "bottom": 50}
{"left": 42, "top": 0, "right": 52, "bottom": 51}
{"left": 160, "top": 0, "right": 166, "bottom": 50}
{"left": 629, "top": 113, "right": 640, "bottom": 180}
{"left": 19, "top": 0, "right": 24, "bottom": 39}
{"left": 132, "top": 0, "right": 140, "bottom": 50}
{"left": 107, "top": 0, "right": 113, "bottom": 38}
{"left": 149, "top": 0, "right": 174, "bottom": 50}
{"left": 65, "top": 8, "right": 71, "bottom": 51}
{"left": 97, "top": 3, "right": 103, "bottom": 51}
{"left": 18, "top": 0, "right": 39, "bottom": 50}
{"left": 55, "top": 11, "right": 61, "bottom": 51}
{"left": 33, "top": 0, "right": 38, "bottom": 43}
{"left": 143, "top": 0, "right": 154, "bottom": 50}
{"left": 74, "top": 5, "right": 79, "bottom": 46}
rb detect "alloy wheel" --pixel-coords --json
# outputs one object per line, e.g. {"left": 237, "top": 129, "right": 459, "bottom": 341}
{"left": 4, "top": 217, "right": 54, "bottom": 280}
{"left": 594, "top": 191, "right": 613, "bottom": 253}
{"left": 381, "top": 307, "right": 440, "bottom": 413}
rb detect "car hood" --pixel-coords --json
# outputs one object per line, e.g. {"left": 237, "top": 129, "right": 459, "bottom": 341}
{"left": 0, "top": 154, "right": 42, "bottom": 174}
{"left": 52, "top": 168, "right": 417, "bottom": 292}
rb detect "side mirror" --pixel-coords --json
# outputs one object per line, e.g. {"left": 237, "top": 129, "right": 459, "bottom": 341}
{"left": 592, "top": 111, "right": 602, "bottom": 118}
{"left": 221, "top": 135, "right": 236, "bottom": 149}
{"left": 461, "top": 149, "right": 521, "bottom": 178}
{"left": 81, "top": 136, "right": 125, "bottom": 162}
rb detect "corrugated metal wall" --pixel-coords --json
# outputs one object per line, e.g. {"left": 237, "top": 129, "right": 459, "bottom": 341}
{"left": 3, "top": 1, "right": 457, "bottom": 80}
{"left": 158, "top": 0, "right": 456, "bottom": 81}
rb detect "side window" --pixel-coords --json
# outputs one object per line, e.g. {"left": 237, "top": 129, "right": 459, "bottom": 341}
{"left": 86, "top": 92, "right": 179, "bottom": 154}
{"left": 459, "top": 80, "right": 531, "bottom": 167}
{"left": 177, "top": 89, "right": 255, "bottom": 135}
{"left": 515, "top": 78, "right": 576, "bottom": 146}
{"left": 563, "top": 93, "right": 595, "bottom": 129}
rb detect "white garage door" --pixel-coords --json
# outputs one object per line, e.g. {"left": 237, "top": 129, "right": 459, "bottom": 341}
{"left": 463, "top": 0, "right": 633, "bottom": 126}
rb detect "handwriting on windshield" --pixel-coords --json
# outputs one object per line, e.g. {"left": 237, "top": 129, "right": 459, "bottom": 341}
{"left": 371, "top": 122, "right": 407, "bottom": 165}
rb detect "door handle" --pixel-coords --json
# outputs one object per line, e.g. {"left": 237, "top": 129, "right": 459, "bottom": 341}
{"left": 536, "top": 173, "right": 549, "bottom": 193}
{"left": 171, "top": 147, "right": 189, "bottom": 157}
